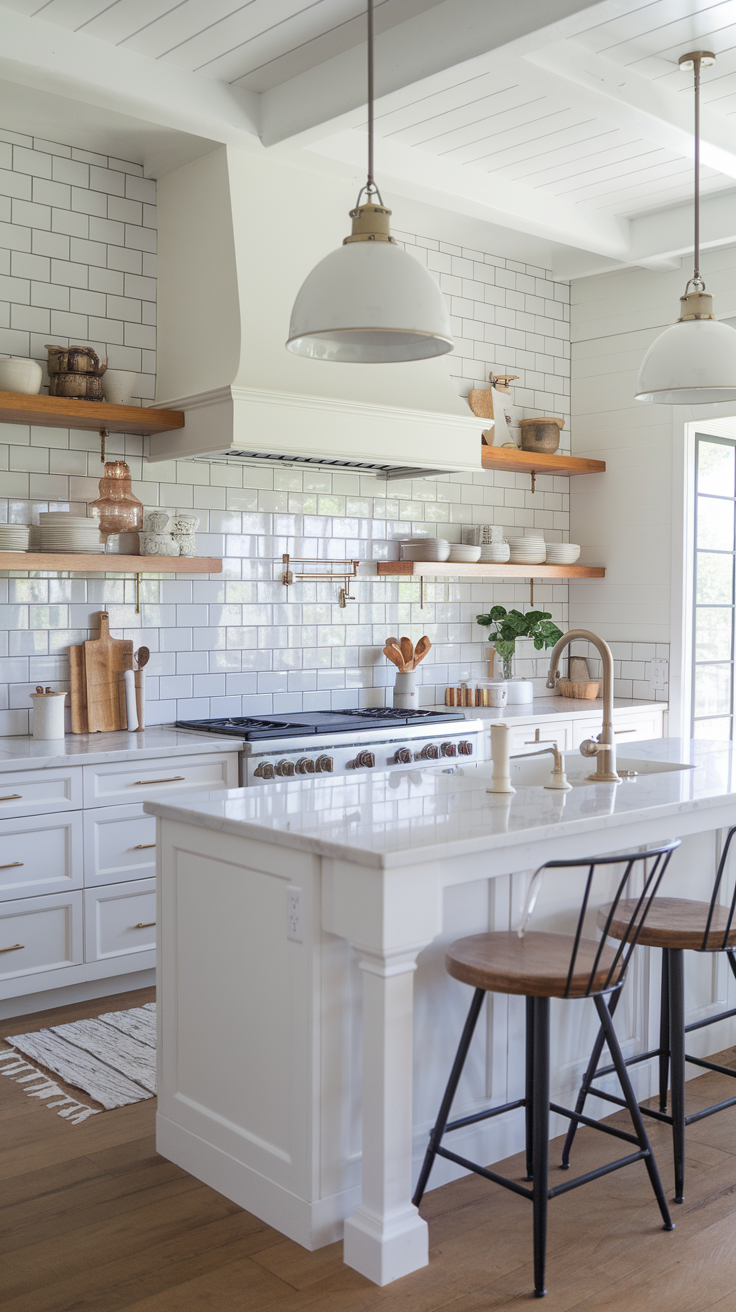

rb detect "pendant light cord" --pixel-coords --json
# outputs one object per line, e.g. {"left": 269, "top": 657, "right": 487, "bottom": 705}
{"left": 684, "top": 52, "right": 706, "bottom": 294}
{"left": 355, "top": 0, "right": 384, "bottom": 208}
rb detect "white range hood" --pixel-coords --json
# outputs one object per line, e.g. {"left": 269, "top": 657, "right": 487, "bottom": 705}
{"left": 148, "top": 147, "right": 485, "bottom": 475}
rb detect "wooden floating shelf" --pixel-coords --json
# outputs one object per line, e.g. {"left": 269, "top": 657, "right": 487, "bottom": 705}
{"left": 480, "top": 447, "right": 605, "bottom": 477}
{"left": 0, "top": 554, "right": 222, "bottom": 573}
{"left": 377, "top": 562, "right": 604, "bottom": 580}
{"left": 0, "top": 391, "right": 184, "bottom": 436}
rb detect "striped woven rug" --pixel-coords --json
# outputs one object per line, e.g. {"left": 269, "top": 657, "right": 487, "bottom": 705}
{"left": 0, "top": 1003, "right": 156, "bottom": 1123}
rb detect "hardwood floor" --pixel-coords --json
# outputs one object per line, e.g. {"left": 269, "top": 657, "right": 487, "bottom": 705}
{"left": 3, "top": 989, "right": 736, "bottom": 1309}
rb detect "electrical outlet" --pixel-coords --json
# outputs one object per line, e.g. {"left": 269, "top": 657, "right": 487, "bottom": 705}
{"left": 286, "top": 886, "right": 302, "bottom": 942}
{"left": 650, "top": 658, "right": 669, "bottom": 695}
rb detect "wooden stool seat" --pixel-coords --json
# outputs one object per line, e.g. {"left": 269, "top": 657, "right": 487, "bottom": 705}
{"left": 599, "top": 897, "right": 736, "bottom": 950}
{"left": 446, "top": 931, "right": 623, "bottom": 999}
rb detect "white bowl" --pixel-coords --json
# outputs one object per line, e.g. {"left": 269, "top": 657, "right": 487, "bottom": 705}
{"left": 480, "top": 544, "right": 511, "bottom": 562}
{"left": 0, "top": 357, "right": 43, "bottom": 394}
{"left": 401, "top": 540, "right": 450, "bottom": 561}
{"left": 545, "top": 543, "right": 581, "bottom": 563}
{"left": 447, "top": 545, "right": 481, "bottom": 562}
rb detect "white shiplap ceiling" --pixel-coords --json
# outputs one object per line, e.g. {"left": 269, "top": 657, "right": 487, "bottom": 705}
{"left": 3, "top": 0, "right": 736, "bottom": 275}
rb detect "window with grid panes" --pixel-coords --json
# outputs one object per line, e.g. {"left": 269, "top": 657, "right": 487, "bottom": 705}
{"left": 693, "top": 435, "right": 736, "bottom": 740}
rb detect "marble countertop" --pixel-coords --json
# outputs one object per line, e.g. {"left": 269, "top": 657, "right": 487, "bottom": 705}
{"left": 144, "top": 737, "right": 733, "bottom": 871}
{"left": 425, "top": 697, "right": 665, "bottom": 723}
{"left": 0, "top": 726, "right": 238, "bottom": 770}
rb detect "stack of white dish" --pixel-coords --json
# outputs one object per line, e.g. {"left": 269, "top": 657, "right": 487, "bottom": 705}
{"left": 447, "top": 544, "right": 481, "bottom": 563}
{"left": 507, "top": 536, "right": 546, "bottom": 564}
{"left": 544, "top": 543, "right": 581, "bottom": 565}
{"left": 480, "top": 542, "right": 511, "bottom": 563}
{"left": 0, "top": 523, "right": 30, "bottom": 552}
{"left": 38, "top": 513, "right": 104, "bottom": 553}
{"left": 400, "top": 538, "right": 450, "bottom": 562}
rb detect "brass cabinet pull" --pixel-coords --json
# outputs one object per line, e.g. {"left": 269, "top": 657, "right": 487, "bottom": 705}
{"left": 130, "top": 776, "right": 184, "bottom": 786}
{"left": 0, "top": 861, "right": 23, "bottom": 870}
{"left": 0, "top": 794, "right": 21, "bottom": 802}
{"left": 615, "top": 729, "right": 636, "bottom": 735}
{"left": 0, "top": 943, "right": 23, "bottom": 953}
{"left": 134, "top": 921, "right": 156, "bottom": 929}
{"left": 133, "top": 843, "right": 156, "bottom": 850}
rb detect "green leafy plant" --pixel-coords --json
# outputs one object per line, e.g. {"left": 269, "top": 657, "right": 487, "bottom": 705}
{"left": 476, "top": 607, "right": 564, "bottom": 677}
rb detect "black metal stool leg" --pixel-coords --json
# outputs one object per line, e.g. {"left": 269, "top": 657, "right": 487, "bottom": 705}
{"left": 532, "top": 996, "right": 550, "bottom": 1298}
{"left": 412, "top": 987, "right": 485, "bottom": 1208}
{"left": 594, "top": 993, "right": 674, "bottom": 1231}
{"left": 560, "top": 987, "right": 623, "bottom": 1168}
{"left": 659, "top": 948, "right": 670, "bottom": 1113}
{"left": 525, "top": 996, "right": 535, "bottom": 1181}
{"left": 668, "top": 948, "right": 686, "bottom": 1203}
{"left": 726, "top": 948, "right": 736, "bottom": 984}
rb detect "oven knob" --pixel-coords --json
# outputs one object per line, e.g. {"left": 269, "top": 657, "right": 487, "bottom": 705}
{"left": 354, "top": 750, "right": 376, "bottom": 768}
{"left": 254, "top": 761, "right": 275, "bottom": 779}
{"left": 458, "top": 740, "right": 473, "bottom": 756}
{"left": 275, "top": 759, "right": 295, "bottom": 777}
{"left": 394, "top": 747, "right": 413, "bottom": 765}
{"left": 420, "top": 743, "right": 439, "bottom": 759}
{"left": 441, "top": 742, "right": 457, "bottom": 757}
{"left": 296, "top": 757, "right": 315, "bottom": 774}
{"left": 316, "top": 755, "right": 333, "bottom": 773}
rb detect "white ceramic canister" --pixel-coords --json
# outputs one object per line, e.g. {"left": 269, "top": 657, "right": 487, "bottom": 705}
{"left": 102, "top": 369, "right": 139, "bottom": 406}
{"left": 505, "top": 679, "right": 534, "bottom": 705}
{"left": 393, "top": 671, "right": 418, "bottom": 710}
{"left": 487, "top": 682, "right": 508, "bottom": 707}
{"left": 30, "top": 688, "right": 66, "bottom": 739}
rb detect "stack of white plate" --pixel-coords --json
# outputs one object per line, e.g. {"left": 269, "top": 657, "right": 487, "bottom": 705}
{"left": 400, "top": 538, "right": 450, "bottom": 562}
{"left": 447, "top": 544, "right": 481, "bottom": 563}
{"left": 508, "top": 536, "right": 546, "bottom": 564}
{"left": 545, "top": 543, "right": 581, "bottom": 565}
{"left": 480, "top": 542, "right": 511, "bottom": 563}
{"left": 0, "top": 524, "right": 30, "bottom": 552}
{"left": 38, "top": 513, "right": 104, "bottom": 554}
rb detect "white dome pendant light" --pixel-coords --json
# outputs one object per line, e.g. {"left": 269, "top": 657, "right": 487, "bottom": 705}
{"left": 636, "top": 51, "right": 736, "bottom": 404}
{"left": 286, "top": 0, "right": 453, "bottom": 363}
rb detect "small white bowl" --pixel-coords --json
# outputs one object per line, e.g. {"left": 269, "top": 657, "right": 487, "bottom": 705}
{"left": 480, "top": 543, "right": 511, "bottom": 562}
{"left": 0, "top": 357, "right": 43, "bottom": 395}
{"left": 447, "top": 545, "right": 481, "bottom": 562}
{"left": 401, "top": 541, "right": 451, "bottom": 561}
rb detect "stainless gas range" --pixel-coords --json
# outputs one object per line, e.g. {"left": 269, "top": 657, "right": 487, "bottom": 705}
{"left": 175, "top": 708, "right": 485, "bottom": 786}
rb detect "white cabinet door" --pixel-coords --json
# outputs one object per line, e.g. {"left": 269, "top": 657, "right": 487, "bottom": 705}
{"left": 570, "top": 709, "right": 665, "bottom": 750}
{"left": 0, "top": 767, "right": 82, "bottom": 820}
{"left": 0, "top": 891, "right": 84, "bottom": 999}
{"left": 83, "top": 752, "right": 239, "bottom": 808}
{"left": 0, "top": 811, "right": 83, "bottom": 900}
{"left": 507, "top": 721, "right": 571, "bottom": 756}
{"left": 84, "top": 878, "right": 156, "bottom": 980}
{"left": 83, "top": 805, "right": 156, "bottom": 887}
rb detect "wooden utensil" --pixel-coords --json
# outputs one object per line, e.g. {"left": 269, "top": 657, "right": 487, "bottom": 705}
{"left": 412, "top": 636, "right": 431, "bottom": 668}
{"left": 68, "top": 643, "right": 88, "bottom": 734}
{"left": 399, "top": 636, "right": 414, "bottom": 669}
{"left": 135, "top": 646, "right": 150, "bottom": 670}
{"left": 384, "top": 643, "right": 405, "bottom": 671}
{"left": 83, "top": 612, "right": 133, "bottom": 733}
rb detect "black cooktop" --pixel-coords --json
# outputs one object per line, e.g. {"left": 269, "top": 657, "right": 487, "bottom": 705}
{"left": 175, "top": 709, "right": 467, "bottom": 742}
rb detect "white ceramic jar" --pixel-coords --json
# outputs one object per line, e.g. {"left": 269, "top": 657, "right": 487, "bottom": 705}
{"left": 30, "top": 689, "right": 66, "bottom": 739}
{"left": 102, "top": 369, "right": 139, "bottom": 405}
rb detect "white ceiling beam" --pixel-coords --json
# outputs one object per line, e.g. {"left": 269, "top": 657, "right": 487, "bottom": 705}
{"left": 0, "top": 5, "right": 260, "bottom": 168}
{"left": 526, "top": 41, "right": 736, "bottom": 180}
{"left": 309, "top": 128, "right": 629, "bottom": 257}
{"left": 260, "top": 0, "right": 609, "bottom": 147}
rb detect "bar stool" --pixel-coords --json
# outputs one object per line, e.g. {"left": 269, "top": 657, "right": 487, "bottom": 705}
{"left": 413, "top": 842, "right": 679, "bottom": 1299}
{"left": 562, "top": 825, "right": 736, "bottom": 1205}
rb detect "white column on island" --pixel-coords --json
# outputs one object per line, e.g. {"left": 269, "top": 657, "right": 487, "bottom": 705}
{"left": 322, "top": 856, "right": 443, "bottom": 1286}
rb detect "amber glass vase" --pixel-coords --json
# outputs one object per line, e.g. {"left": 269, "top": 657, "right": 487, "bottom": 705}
{"left": 88, "top": 461, "right": 143, "bottom": 536}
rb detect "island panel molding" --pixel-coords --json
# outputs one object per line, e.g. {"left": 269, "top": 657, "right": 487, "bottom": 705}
{"left": 0, "top": 393, "right": 184, "bottom": 437}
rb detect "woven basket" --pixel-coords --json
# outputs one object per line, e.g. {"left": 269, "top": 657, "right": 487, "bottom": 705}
{"left": 558, "top": 678, "right": 600, "bottom": 700}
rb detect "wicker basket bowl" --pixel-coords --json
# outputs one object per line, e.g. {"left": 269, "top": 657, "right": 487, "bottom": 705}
{"left": 558, "top": 677, "right": 600, "bottom": 700}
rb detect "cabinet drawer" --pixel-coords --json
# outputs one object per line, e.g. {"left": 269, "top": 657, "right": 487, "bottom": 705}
{"left": 83, "top": 752, "right": 239, "bottom": 808}
{"left": 85, "top": 878, "right": 156, "bottom": 962}
{"left": 0, "top": 812, "right": 83, "bottom": 900}
{"left": 0, "top": 767, "right": 82, "bottom": 820}
{"left": 84, "top": 805, "right": 156, "bottom": 887}
{"left": 508, "top": 722, "right": 571, "bottom": 756}
{"left": 0, "top": 891, "right": 82, "bottom": 983}
{"left": 570, "top": 711, "right": 665, "bottom": 750}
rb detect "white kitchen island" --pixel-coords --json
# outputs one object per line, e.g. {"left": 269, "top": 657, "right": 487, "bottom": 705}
{"left": 146, "top": 738, "right": 736, "bottom": 1287}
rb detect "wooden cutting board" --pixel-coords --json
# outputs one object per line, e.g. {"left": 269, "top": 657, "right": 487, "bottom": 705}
{"left": 83, "top": 612, "right": 133, "bottom": 733}
{"left": 68, "top": 643, "right": 88, "bottom": 734}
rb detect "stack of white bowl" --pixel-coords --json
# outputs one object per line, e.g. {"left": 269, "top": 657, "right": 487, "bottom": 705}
{"left": 480, "top": 542, "right": 511, "bottom": 563}
{"left": 447, "top": 544, "right": 481, "bottom": 563}
{"left": 507, "top": 535, "right": 546, "bottom": 564}
{"left": 544, "top": 543, "right": 581, "bottom": 565}
{"left": 38, "top": 512, "right": 104, "bottom": 554}
{"left": 0, "top": 523, "right": 30, "bottom": 552}
{"left": 400, "top": 538, "right": 450, "bottom": 562}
